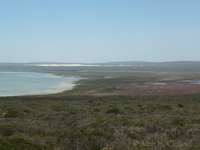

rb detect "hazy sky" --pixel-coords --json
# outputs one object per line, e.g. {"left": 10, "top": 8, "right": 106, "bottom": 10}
{"left": 0, "top": 0, "right": 200, "bottom": 63}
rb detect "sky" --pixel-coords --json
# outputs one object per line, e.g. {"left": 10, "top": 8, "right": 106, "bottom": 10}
{"left": 0, "top": 0, "right": 200, "bottom": 63}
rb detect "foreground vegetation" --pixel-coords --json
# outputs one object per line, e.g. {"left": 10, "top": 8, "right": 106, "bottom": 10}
{"left": 0, "top": 95, "right": 199, "bottom": 150}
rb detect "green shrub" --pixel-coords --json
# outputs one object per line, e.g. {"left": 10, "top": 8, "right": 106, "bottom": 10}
{"left": 137, "top": 104, "right": 143, "bottom": 108}
{"left": 0, "top": 137, "right": 51, "bottom": 150}
{"left": 67, "top": 107, "right": 79, "bottom": 114}
{"left": 0, "top": 125, "right": 15, "bottom": 136}
{"left": 89, "top": 119, "right": 107, "bottom": 127}
{"left": 175, "top": 126, "right": 190, "bottom": 130}
{"left": 118, "top": 118, "right": 129, "bottom": 125}
{"left": 88, "top": 100, "right": 93, "bottom": 103}
{"left": 25, "top": 126, "right": 48, "bottom": 137}
{"left": 94, "top": 108, "right": 101, "bottom": 112}
{"left": 106, "top": 108, "right": 121, "bottom": 115}
{"left": 177, "top": 103, "right": 184, "bottom": 108}
{"left": 50, "top": 106, "right": 64, "bottom": 112}
{"left": 172, "top": 117, "right": 185, "bottom": 126}
{"left": 158, "top": 105, "right": 172, "bottom": 110}
{"left": 69, "top": 110, "right": 78, "bottom": 114}
{"left": 130, "top": 122, "right": 145, "bottom": 127}
{"left": 191, "top": 119, "right": 200, "bottom": 124}
{"left": 125, "top": 106, "right": 134, "bottom": 110}
{"left": 4, "top": 110, "right": 21, "bottom": 118}
{"left": 57, "top": 127, "right": 107, "bottom": 150}
{"left": 22, "top": 109, "right": 31, "bottom": 114}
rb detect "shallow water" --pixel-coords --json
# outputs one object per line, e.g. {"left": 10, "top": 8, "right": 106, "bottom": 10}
{"left": 178, "top": 80, "right": 200, "bottom": 84}
{"left": 0, "top": 72, "right": 80, "bottom": 96}
{"left": 151, "top": 82, "right": 166, "bottom": 85}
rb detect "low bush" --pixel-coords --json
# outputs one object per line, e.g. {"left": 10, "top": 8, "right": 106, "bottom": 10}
{"left": 106, "top": 108, "right": 121, "bottom": 115}
{"left": 94, "top": 108, "right": 101, "bottom": 112}
{"left": 89, "top": 119, "right": 107, "bottom": 127}
{"left": 177, "top": 103, "right": 184, "bottom": 108}
{"left": 0, "top": 137, "right": 51, "bottom": 150}
{"left": 0, "top": 124, "right": 15, "bottom": 136}
{"left": 172, "top": 117, "right": 185, "bottom": 126}
{"left": 191, "top": 119, "right": 200, "bottom": 124}
{"left": 4, "top": 110, "right": 21, "bottom": 118}
{"left": 158, "top": 104, "right": 172, "bottom": 110}
{"left": 130, "top": 122, "right": 145, "bottom": 127}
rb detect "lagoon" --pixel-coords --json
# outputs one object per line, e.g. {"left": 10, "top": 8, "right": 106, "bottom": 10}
{"left": 0, "top": 72, "right": 80, "bottom": 96}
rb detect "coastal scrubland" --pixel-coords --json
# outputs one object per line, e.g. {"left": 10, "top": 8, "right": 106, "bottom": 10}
{"left": 0, "top": 95, "right": 200, "bottom": 150}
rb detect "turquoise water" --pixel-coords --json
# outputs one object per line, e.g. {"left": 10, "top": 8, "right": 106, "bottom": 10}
{"left": 0, "top": 72, "right": 80, "bottom": 96}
